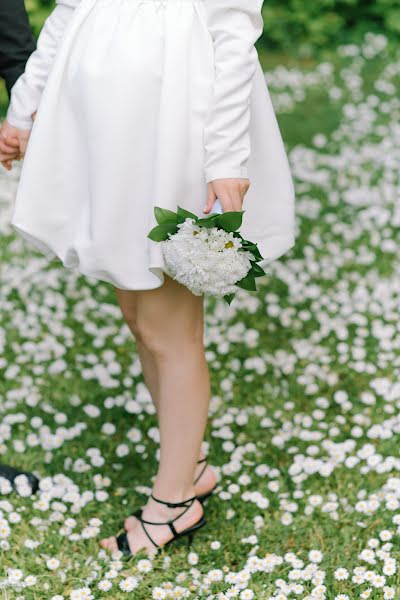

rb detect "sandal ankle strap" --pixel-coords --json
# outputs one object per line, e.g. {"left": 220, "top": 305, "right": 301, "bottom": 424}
{"left": 150, "top": 493, "right": 197, "bottom": 509}
{"left": 194, "top": 458, "right": 209, "bottom": 485}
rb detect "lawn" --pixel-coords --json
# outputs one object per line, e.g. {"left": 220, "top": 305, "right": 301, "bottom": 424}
{"left": 1, "top": 28, "right": 400, "bottom": 600}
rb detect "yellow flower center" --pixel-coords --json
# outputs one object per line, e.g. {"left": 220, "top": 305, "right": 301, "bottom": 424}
{"left": 225, "top": 241, "right": 234, "bottom": 248}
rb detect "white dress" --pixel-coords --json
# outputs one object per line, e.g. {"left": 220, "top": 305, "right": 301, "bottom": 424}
{"left": 7, "top": 0, "right": 295, "bottom": 291}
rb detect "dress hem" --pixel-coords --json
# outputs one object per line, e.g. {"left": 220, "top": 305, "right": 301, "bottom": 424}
{"left": 11, "top": 221, "right": 168, "bottom": 291}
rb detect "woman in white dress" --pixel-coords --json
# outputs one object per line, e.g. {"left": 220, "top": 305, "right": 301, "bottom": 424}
{"left": 2, "top": 0, "right": 295, "bottom": 556}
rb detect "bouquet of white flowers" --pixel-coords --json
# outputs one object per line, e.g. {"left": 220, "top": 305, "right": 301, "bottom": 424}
{"left": 147, "top": 200, "right": 267, "bottom": 304}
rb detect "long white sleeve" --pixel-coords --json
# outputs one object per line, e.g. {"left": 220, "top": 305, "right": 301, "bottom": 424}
{"left": 203, "top": 0, "right": 264, "bottom": 183}
{"left": 6, "top": 0, "right": 80, "bottom": 130}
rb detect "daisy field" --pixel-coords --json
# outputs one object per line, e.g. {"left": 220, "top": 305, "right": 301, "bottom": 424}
{"left": 0, "top": 31, "right": 399, "bottom": 600}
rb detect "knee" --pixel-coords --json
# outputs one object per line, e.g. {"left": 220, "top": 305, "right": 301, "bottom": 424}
{"left": 134, "top": 323, "right": 165, "bottom": 357}
{"left": 120, "top": 304, "right": 140, "bottom": 336}
{"left": 135, "top": 318, "right": 204, "bottom": 360}
{"left": 123, "top": 311, "right": 160, "bottom": 355}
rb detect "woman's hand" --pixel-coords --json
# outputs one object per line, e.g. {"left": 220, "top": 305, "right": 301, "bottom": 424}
{"left": 0, "top": 120, "right": 32, "bottom": 170}
{"left": 203, "top": 178, "right": 250, "bottom": 214}
{"left": 0, "top": 122, "right": 20, "bottom": 170}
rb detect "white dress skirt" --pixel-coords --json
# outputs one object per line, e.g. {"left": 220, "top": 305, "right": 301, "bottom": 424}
{"left": 7, "top": 0, "right": 295, "bottom": 291}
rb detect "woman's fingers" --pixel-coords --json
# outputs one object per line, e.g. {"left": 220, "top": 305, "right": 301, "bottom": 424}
{"left": 209, "top": 178, "right": 250, "bottom": 212}
{"left": 0, "top": 130, "right": 19, "bottom": 145}
{"left": 218, "top": 195, "right": 234, "bottom": 212}
{"left": 0, "top": 138, "right": 19, "bottom": 160}
{"left": 0, "top": 125, "right": 19, "bottom": 150}
{"left": 0, "top": 121, "right": 32, "bottom": 161}
{"left": 0, "top": 137, "right": 19, "bottom": 169}
{"left": 1, "top": 159, "right": 13, "bottom": 171}
{"left": 203, "top": 183, "right": 218, "bottom": 214}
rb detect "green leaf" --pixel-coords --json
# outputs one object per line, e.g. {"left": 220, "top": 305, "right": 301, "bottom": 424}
{"left": 236, "top": 270, "right": 257, "bottom": 291}
{"left": 147, "top": 222, "right": 178, "bottom": 241}
{"left": 240, "top": 235, "right": 253, "bottom": 245}
{"left": 252, "top": 247, "right": 264, "bottom": 261}
{"left": 154, "top": 206, "right": 178, "bottom": 226}
{"left": 251, "top": 262, "right": 267, "bottom": 277}
{"left": 195, "top": 214, "right": 220, "bottom": 228}
{"left": 241, "top": 238, "right": 263, "bottom": 261}
{"left": 223, "top": 293, "right": 235, "bottom": 305}
{"left": 177, "top": 206, "right": 198, "bottom": 223}
{"left": 241, "top": 240, "right": 257, "bottom": 252}
{"left": 216, "top": 211, "right": 244, "bottom": 232}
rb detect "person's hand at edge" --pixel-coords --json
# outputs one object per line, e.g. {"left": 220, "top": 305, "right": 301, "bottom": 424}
{"left": 0, "top": 119, "right": 33, "bottom": 170}
{"left": 0, "top": 123, "right": 20, "bottom": 171}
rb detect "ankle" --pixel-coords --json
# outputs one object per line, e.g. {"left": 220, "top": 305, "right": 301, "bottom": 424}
{"left": 151, "top": 486, "right": 197, "bottom": 505}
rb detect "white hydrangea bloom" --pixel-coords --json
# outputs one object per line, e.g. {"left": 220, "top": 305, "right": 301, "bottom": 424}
{"left": 161, "top": 219, "right": 253, "bottom": 297}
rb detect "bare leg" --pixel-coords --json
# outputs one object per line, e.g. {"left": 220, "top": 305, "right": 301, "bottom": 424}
{"left": 136, "top": 341, "right": 160, "bottom": 405}
{"left": 101, "top": 275, "right": 211, "bottom": 553}
{"left": 114, "top": 288, "right": 217, "bottom": 524}
{"left": 114, "top": 290, "right": 160, "bottom": 404}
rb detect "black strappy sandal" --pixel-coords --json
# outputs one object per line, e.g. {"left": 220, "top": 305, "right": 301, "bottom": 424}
{"left": 195, "top": 458, "right": 218, "bottom": 503}
{"left": 115, "top": 493, "right": 207, "bottom": 557}
{"left": 123, "top": 459, "right": 217, "bottom": 529}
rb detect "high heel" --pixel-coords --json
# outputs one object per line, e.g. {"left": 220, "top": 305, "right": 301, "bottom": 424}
{"left": 115, "top": 493, "right": 207, "bottom": 557}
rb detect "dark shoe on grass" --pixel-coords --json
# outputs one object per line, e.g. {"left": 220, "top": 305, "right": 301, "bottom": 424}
{"left": 0, "top": 464, "right": 40, "bottom": 494}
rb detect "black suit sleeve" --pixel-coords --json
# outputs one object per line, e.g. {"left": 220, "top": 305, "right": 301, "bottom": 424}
{"left": 0, "top": 0, "right": 36, "bottom": 96}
